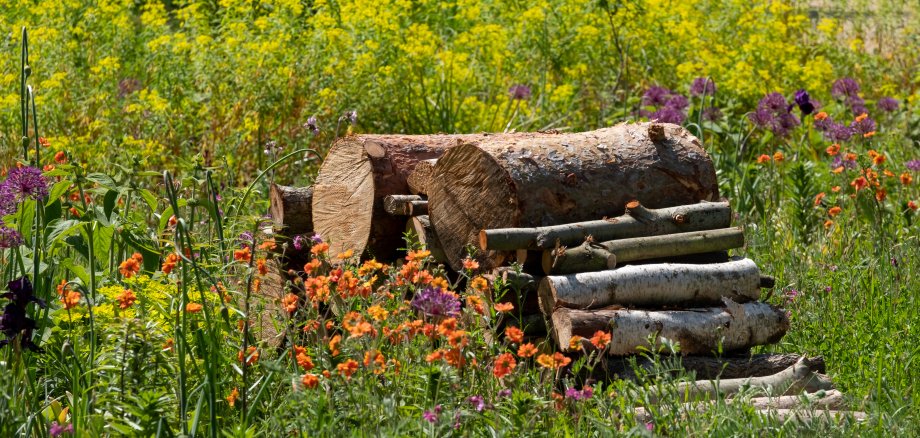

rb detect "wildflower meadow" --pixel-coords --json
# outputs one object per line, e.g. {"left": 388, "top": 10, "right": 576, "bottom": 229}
{"left": 1, "top": 0, "right": 919, "bottom": 436}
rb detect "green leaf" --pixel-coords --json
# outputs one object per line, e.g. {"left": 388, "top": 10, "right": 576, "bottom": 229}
{"left": 86, "top": 172, "right": 117, "bottom": 189}
{"left": 103, "top": 189, "right": 118, "bottom": 220}
{"left": 61, "top": 258, "right": 90, "bottom": 286}
{"left": 137, "top": 189, "right": 159, "bottom": 211}
{"left": 92, "top": 225, "right": 115, "bottom": 268}
{"left": 46, "top": 180, "right": 72, "bottom": 206}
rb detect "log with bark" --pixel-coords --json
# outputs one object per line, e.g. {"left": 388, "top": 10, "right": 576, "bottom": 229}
{"left": 313, "top": 133, "right": 502, "bottom": 260}
{"left": 487, "top": 267, "right": 542, "bottom": 315}
{"left": 595, "top": 353, "right": 826, "bottom": 382}
{"left": 551, "top": 301, "right": 789, "bottom": 355}
{"left": 479, "top": 201, "right": 731, "bottom": 252}
{"left": 634, "top": 389, "right": 847, "bottom": 422}
{"left": 384, "top": 195, "right": 428, "bottom": 216}
{"left": 429, "top": 123, "right": 720, "bottom": 270}
{"left": 538, "top": 258, "right": 763, "bottom": 315}
{"left": 407, "top": 215, "right": 449, "bottom": 265}
{"left": 269, "top": 184, "right": 314, "bottom": 241}
{"left": 543, "top": 227, "right": 745, "bottom": 275}
{"left": 407, "top": 159, "right": 437, "bottom": 195}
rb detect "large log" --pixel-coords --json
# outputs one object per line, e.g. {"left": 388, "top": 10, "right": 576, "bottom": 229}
{"left": 551, "top": 301, "right": 788, "bottom": 355}
{"left": 634, "top": 390, "right": 846, "bottom": 422}
{"left": 384, "top": 195, "right": 428, "bottom": 216}
{"left": 313, "top": 133, "right": 489, "bottom": 260}
{"left": 538, "top": 258, "right": 762, "bottom": 314}
{"left": 663, "top": 358, "right": 835, "bottom": 402}
{"left": 597, "top": 353, "right": 826, "bottom": 382}
{"left": 407, "top": 215, "right": 448, "bottom": 265}
{"left": 481, "top": 201, "right": 732, "bottom": 252}
{"left": 269, "top": 184, "right": 313, "bottom": 240}
{"left": 543, "top": 227, "right": 745, "bottom": 275}
{"left": 407, "top": 159, "right": 437, "bottom": 195}
{"left": 429, "top": 122, "right": 720, "bottom": 270}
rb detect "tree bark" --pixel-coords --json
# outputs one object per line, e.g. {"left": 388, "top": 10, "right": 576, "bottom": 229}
{"left": 543, "top": 227, "right": 745, "bottom": 275}
{"left": 429, "top": 123, "right": 720, "bottom": 270}
{"left": 479, "top": 201, "right": 731, "bottom": 252}
{"left": 269, "top": 184, "right": 314, "bottom": 240}
{"left": 407, "top": 159, "right": 438, "bottom": 195}
{"left": 595, "top": 353, "right": 826, "bottom": 382}
{"left": 551, "top": 301, "right": 788, "bottom": 355}
{"left": 408, "top": 215, "right": 448, "bottom": 265}
{"left": 539, "top": 258, "right": 762, "bottom": 314}
{"left": 384, "top": 195, "right": 428, "bottom": 216}
{"left": 313, "top": 133, "right": 500, "bottom": 260}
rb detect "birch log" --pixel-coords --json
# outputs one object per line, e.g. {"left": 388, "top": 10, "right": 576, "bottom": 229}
{"left": 551, "top": 301, "right": 789, "bottom": 355}
{"left": 543, "top": 228, "right": 744, "bottom": 275}
{"left": 269, "top": 184, "right": 314, "bottom": 240}
{"left": 429, "top": 123, "right": 720, "bottom": 270}
{"left": 634, "top": 390, "right": 846, "bottom": 422}
{"left": 384, "top": 195, "right": 428, "bottom": 216}
{"left": 663, "top": 358, "right": 835, "bottom": 402}
{"left": 313, "top": 133, "right": 501, "bottom": 260}
{"left": 538, "top": 258, "right": 762, "bottom": 315}
{"left": 407, "top": 159, "right": 437, "bottom": 195}
{"left": 480, "top": 201, "right": 731, "bottom": 251}
{"left": 408, "top": 215, "right": 448, "bottom": 264}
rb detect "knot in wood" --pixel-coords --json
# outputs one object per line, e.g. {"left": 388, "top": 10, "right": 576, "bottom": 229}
{"left": 673, "top": 214, "right": 686, "bottom": 224}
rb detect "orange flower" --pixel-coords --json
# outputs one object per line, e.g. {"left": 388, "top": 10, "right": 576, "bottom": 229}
{"left": 116, "top": 289, "right": 137, "bottom": 310}
{"left": 426, "top": 350, "right": 444, "bottom": 363}
{"left": 850, "top": 177, "right": 868, "bottom": 191}
{"left": 568, "top": 335, "right": 584, "bottom": 351}
{"left": 864, "top": 131, "right": 876, "bottom": 138}
{"left": 185, "top": 302, "right": 203, "bottom": 313}
{"left": 494, "top": 302, "right": 514, "bottom": 313}
{"left": 310, "top": 242, "right": 330, "bottom": 256}
{"left": 825, "top": 143, "right": 840, "bottom": 156}
{"left": 256, "top": 258, "right": 268, "bottom": 275}
{"left": 301, "top": 373, "right": 319, "bottom": 389}
{"left": 831, "top": 185, "right": 841, "bottom": 193}
{"left": 869, "top": 150, "right": 885, "bottom": 165}
{"left": 282, "top": 293, "right": 299, "bottom": 314}
{"left": 517, "top": 343, "right": 538, "bottom": 358}
{"left": 53, "top": 151, "right": 67, "bottom": 164}
{"left": 447, "top": 330, "right": 469, "bottom": 349}
{"left": 328, "top": 335, "right": 341, "bottom": 356}
{"left": 908, "top": 201, "right": 918, "bottom": 211}
{"left": 258, "top": 239, "right": 277, "bottom": 251}
{"left": 337, "top": 359, "right": 359, "bottom": 379}
{"left": 845, "top": 152, "right": 858, "bottom": 162}
{"left": 470, "top": 276, "right": 488, "bottom": 292}
{"left": 163, "top": 339, "right": 175, "bottom": 352}
{"left": 161, "top": 253, "right": 179, "bottom": 274}
{"left": 466, "top": 295, "right": 485, "bottom": 314}
{"left": 831, "top": 166, "right": 844, "bottom": 174}
{"left": 855, "top": 113, "right": 868, "bottom": 122}
{"left": 875, "top": 189, "right": 887, "bottom": 202}
{"left": 405, "top": 249, "right": 430, "bottom": 262}
{"left": 296, "top": 351, "right": 314, "bottom": 371}
{"left": 119, "top": 257, "right": 141, "bottom": 278}
{"left": 901, "top": 172, "right": 913, "bottom": 186}
{"left": 814, "top": 111, "right": 828, "bottom": 121}
{"left": 39, "top": 137, "right": 50, "bottom": 147}
{"left": 828, "top": 206, "right": 842, "bottom": 217}
{"left": 61, "top": 290, "right": 81, "bottom": 310}
{"left": 493, "top": 353, "right": 517, "bottom": 378}
{"left": 131, "top": 252, "right": 143, "bottom": 263}
{"left": 43, "top": 164, "right": 55, "bottom": 172}
{"left": 437, "top": 318, "right": 457, "bottom": 336}
{"left": 303, "top": 258, "right": 322, "bottom": 275}
{"left": 756, "top": 154, "right": 771, "bottom": 164}
{"left": 823, "top": 220, "right": 834, "bottom": 229}
{"left": 238, "top": 346, "right": 259, "bottom": 365}
{"left": 226, "top": 388, "right": 239, "bottom": 407}
{"left": 444, "top": 348, "right": 465, "bottom": 368}
{"left": 462, "top": 257, "right": 480, "bottom": 271}
{"left": 505, "top": 326, "right": 524, "bottom": 344}
{"left": 233, "top": 246, "right": 252, "bottom": 263}
{"left": 367, "top": 304, "right": 389, "bottom": 321}
{"left": 590, "top": 330, "right": 612, "bottom": 349}
{"left": 363, "top": 350, "right": 386, "bottom": 374}
{"left": 813, "top": 192, "right": 826, "bottom": 207}
{"left": 536, "top": 352, "right": 571, "bottom": 369}
{"left": 772, "top": 151, "right": 785, "bottom": 163}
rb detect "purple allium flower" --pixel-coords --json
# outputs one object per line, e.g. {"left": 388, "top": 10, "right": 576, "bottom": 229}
{"left": 565, "top": 388, "right": 580, "bottom": 399}
{"left": 642, "top": 86, "right": 673, "bottom": 107}
{"left": 793, "top": 89, "right": 815, "bottom": 115}
{"left": 3, "top": 166, "right": 49, "bottom": 201}
{"left": 701, "top": 106, "right": 722, "bottom": 122}
{"left": 49, "top": 421, "right": 74, "bottom": 437}
{"left": 411, "top": 287, "right": 461, "bottom": 317}
{"left": 749, "top": 93, "right": 801, "bottom": 137}
{"left": 467, "top": 395, "right": 489, "bottom": 412}
{"left": 847, "top": 95, "right": 868, "bottom": 116}
{"left": 0, "top": 184, "right": 16, "bottom": 217}
{"left": 832, "top": 77, "right": 860, "bottom": 99}
{"left": 689, "top": 77, "right": 716, "bottom": 97}
{"left": 877, "top": 97, "right": 899, "bottom": 112}
{"left": 292, "top": 235, "right": 305, "bottom": 251}
{"left": 0, "top": 227, "right": 22, "bottom": 249}
{"left": 649, "top": 106, "right": 686, "bottom": 124}
{"left": 850, "top": 115, "right": 876, "bottom": 135}
{"left": 509, "top": 84, "right": 531, "bottom": 101}
{"left": 664, "top": 94, "right": 689, "bottom": 111}
{"left": 906, "top": 160, "right": 920, "bottom": 171}
{"left": 760, "top": 92, "right": 789, "bottom": 112}
{"left": 818, "top": 120, "right": 854, "bottom": 142}
{"left": 831, "top": 155, "right": 858, "bottom": 170}
{"left": 238, "top": 231, "right": 254, "bottom": 245}
{"left": 341, "top": 110, "right": 357, "bottom": 124}
{"left": 305, "top": 116, "right": 319, "bottom": 134}
{"left": 310, "top": 233, "right": 323, "bottom": 243}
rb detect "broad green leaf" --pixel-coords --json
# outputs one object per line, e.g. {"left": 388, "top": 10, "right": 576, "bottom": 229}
{"left": 46, "top": 180, "right": 72, "bottom": 205}
{"left": 86, "top": 172, "right": 117, "bottom": 189}
{"left": 137, "top": 188, "right": 159, "bottom": 211}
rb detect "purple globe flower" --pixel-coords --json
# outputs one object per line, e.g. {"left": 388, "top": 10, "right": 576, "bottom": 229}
{"left": 467, "top": 395, "right": 489, "bottom": 412}
{"left": 826, "top": 123, "right": 854, "bottom": 142}
{"left": 847, "top": 95, "right": 868, "bottom": 116}
{"left": 650, "top": 106, "right": 686, "bottom": 124}
{"left": 905, "top": 160, "right": 920, "bottom": 171}
{"left": 702, "top": 107, "right": 722, "bottom": 122}
{"left": 689, "top": 77, "right": 716, "bottom": 97}
{"left": 642, "top": 86, "right": 674, "bottom": 107}
{"left": 292, "top": 235, "right": 305, "bottom": 251}
{"left": 664, "top": 95, "right": 690, "bottom": 111}
{"left": 411, "top": 287, "right": 460, "bottom": 317}
{"left": 3, "top": 166, "right": 49, "bottom": 201}
{"left": 508, "top": 84, "right": 531, "bottom": 101}
{"left": 0, "top": 227, "right": 23, "bottom": 249}
{"left": 831, "top": 77, "right": 860, "bottom": 99}
{"left": 49, "top": 422, "right": 74, "bottom": 437}
{"left": 850, "top": 115, "right": 876, "bottom": 135}
{"left": 878, "top": 97, "right": 899, "bottom": 112}
{"left": 749, "top": 92, "right": 800, "bottom": 137}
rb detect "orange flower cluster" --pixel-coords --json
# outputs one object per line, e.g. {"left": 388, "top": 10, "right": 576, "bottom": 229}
{"left": 337, "top": 359, "right": 359, "bottom": 379}
{"left": 493, "top": 353, "right": 516, "bottom": 378}
{"left": 119, "top": 253, "right": 143, "bottom": 278}
{"left": 233, "top": 246, "right": 252, "bottom": 263}
{"left": 161, "top": 253, "right": 179, "bottom": 274}
{"left": 238, "top": 346, "right": 259, "bottom": 366}
{"left": 536, "top": 352, "right": 571, "bottom": 369}
{"left": 293, "top": 346, "right": 315, "bottom": 371}
{"left": 116, "top": 289, "right": 137, "bottom": 310}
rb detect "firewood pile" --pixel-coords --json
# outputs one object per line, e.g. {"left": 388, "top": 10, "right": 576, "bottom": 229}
{"left": 268, "top": 122, "right": 865, "bottom": 420}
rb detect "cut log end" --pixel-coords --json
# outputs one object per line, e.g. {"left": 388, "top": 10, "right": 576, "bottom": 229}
{"left": 312, "top": 140, "right": 376, "bottom": 257}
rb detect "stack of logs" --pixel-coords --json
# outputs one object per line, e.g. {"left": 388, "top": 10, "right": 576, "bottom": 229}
{"left": 268, "top": 122, "right": 865, "bottom": 421}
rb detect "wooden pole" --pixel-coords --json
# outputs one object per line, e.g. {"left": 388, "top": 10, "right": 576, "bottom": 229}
{"left": 384, "top": 195, "right": 428, "bottom": 216}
